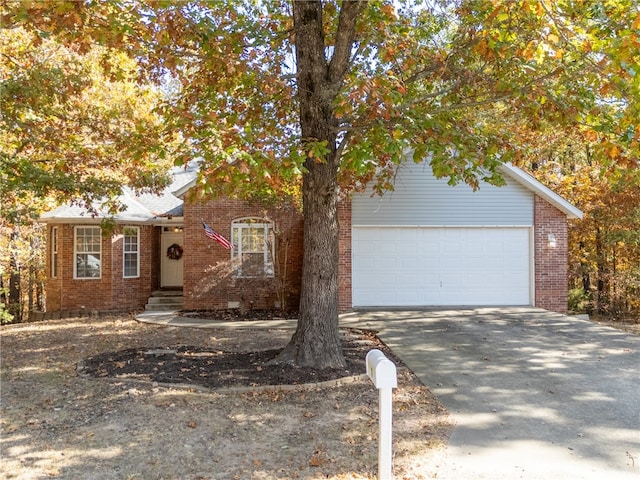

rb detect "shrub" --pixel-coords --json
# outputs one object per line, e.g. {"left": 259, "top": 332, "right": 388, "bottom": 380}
{"left": 568, "top": 287, "right": 591, "bottom": 314}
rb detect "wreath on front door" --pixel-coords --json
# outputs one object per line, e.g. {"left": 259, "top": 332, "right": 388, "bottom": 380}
{"left": 166, "top": 243, "right": 184, "bottom": 260}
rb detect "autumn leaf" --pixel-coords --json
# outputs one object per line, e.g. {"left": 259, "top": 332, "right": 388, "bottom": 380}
{"left": 309, "top": 450, "right": 329, "bottom": 467}
{"left": 608, "top": 144, "right": 621, "bottom": 159}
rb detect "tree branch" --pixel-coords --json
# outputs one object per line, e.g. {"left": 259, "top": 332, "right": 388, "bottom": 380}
{"left": 335, "top": 129, "right": 352, "bottom": 162}
{"left": 327, "top": 0, "right": 366, "bottom": 93}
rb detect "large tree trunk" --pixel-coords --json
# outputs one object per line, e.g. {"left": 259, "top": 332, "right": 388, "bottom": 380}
{"left": 277, "top": 158, "right": 344, "bottom": 368}
{"left": 275, "top": 0, "right": 364, "bottom": 368}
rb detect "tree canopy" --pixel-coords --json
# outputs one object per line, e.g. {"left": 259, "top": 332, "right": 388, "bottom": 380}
{"left": 132, "top": 0, "right": 638, "bottom": 192}
{"left": 0, "top": 21, "right": 173, "bottom": 224}
{"left": 529, "top": 132, "right": 640, "bottom": 317}
{"left": 1, "top": 7, "right": 175, "bottom": 323}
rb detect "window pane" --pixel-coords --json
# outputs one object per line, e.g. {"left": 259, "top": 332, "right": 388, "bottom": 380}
{"left": 123, "top": 227, "right": 139, "bottom": 278}
{"left": 243, "top": 227, "right": 263, "bottom": 252}
{"left": 231, "top": 228, "right": 239, "bottom": 248}
{"left": 241, "top": 252, "right": 264, "bottom": 277}
{"left": 124, "top": 253, "right": 137, "bottom": 277}
{"left": 76, "top": 253, "right": 101, "bottom": 278}
{"left": 51, "top": 227, "right": 58, "bottom": 278}
{"left": 231, "top": 222, "right": 274, "bottom": 278}
{"left": 75, "top": 227, "right": 101, "bottom": 278}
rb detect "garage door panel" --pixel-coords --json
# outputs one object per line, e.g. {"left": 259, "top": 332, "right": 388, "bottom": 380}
{"left": 462, "top": 291, "right": 488, "bottom": 304}
{"left": 396, "top": 291, "right": 420, "bottom": 304}
{"left": 353, "top": 227, "right": 530, "bottom": 307}
{"left": 422, "top": 292, "right": 441, "bottom": 304}
{"left": 462, "top": 257, "right": 484, "bottom": 271}
{"left": 378, "top": 256, "right": 399, "bottom": 270}
{"left": 466, "top": 241, "right": 483, "bottom": 254}
{"left": 420, "top": 252, "right": 440, "bottom": 269}
{"left": 399, "top": 256, "right": 418, "bottom": 269}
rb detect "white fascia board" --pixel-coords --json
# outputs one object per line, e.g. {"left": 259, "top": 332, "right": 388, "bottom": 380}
{"left": 152, "top": 217, "right": 184, "bottom": 226}
{"left": 498, "top": 163, "right": 583, "bottom": 220}
{"left": 38, "top": 217, "right": 152, "bottom": 225}
{"left": 38, "top": 217, "right": 102, "bottom": 224}
{"left": 172, "top": 179, "right": 197, "bottom": 198}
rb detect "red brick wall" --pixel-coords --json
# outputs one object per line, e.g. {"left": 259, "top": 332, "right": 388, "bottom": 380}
{"left": 338, "top": 199, "right": 352, "bottom": 313}
{"left": 183, "top": 198, "right": 304, "bottom": 311}
{"left": 45, "top": 223, "right": 155, "bottom": 313}
{"left": 55, "top": 224, "right": 113, "bottom": 312}
{"left": 44, "top": 193, "right": 570, "bottom": 316}
{"left": 534, "top": 195, "right": 569, "bottom": 314}
{"left": 45, "top": 224, "right": 63, "bottom": 312}
{"left": 109, "top": 225, "right": 156, "bottom": 310}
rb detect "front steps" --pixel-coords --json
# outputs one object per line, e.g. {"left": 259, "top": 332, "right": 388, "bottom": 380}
{"left": 145, "top": 290, "right": 183, "bottom": 312}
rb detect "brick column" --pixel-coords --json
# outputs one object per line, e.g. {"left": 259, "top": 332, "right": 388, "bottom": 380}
{"left": 337, "top": 200, "right": 352, "bottom": 313}
{"left": 534, "top": 195, "right": 569, "bottom": 314}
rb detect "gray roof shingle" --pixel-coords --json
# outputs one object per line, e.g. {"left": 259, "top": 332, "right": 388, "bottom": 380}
{"left": 40, "top": 161, "right": 198, "bottom": 222}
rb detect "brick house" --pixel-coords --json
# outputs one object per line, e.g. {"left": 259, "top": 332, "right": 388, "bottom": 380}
{"left": 40, "top": 159, "right": 581, "bottom": 316}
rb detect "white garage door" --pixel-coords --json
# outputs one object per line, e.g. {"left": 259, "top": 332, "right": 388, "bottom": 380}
{"left": 352, "top": 227, "right": 530, "bottom": 307}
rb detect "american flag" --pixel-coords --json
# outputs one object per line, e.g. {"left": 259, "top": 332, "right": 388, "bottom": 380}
{"left": 202, "top": 222, "right": 232, "bottom": 249}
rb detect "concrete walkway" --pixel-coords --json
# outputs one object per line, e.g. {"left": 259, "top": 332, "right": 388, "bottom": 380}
{"left": 137, "top": 311, "right": 299, "bottom": 330}
{"left": 347, "top": 307, "right": 640, "bottom": 480}
{"left": 138, "top": 308, "right": 640, "bottom": 479}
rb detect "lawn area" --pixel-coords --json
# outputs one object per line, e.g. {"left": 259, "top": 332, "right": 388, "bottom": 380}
{"left": 1, "top": 314, "right": 452, "bottom": 480}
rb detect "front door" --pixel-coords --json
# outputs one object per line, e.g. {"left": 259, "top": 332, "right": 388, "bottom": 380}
{"left": 161, "top": 231, "right": 184, "bottom": 287}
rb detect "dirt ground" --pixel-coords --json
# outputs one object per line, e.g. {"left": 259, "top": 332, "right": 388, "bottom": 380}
{"left": 1, "top": 314, "right": 453, "bottom": 480}
{"left": 589, "top": 317, "right": 640, "bottom": 336}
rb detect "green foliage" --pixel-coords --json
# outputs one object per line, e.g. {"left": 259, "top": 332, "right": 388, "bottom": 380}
{"left": 139, "top": 0, "right": 638, "bottom": 196}
{"left": 0, "top": 301, "right": 14, "bottom": 325}
{"left": 0, "top": 10, "right": 177, "bottom": 323}
{"left": 4, "top": 0, "right": 636, "bottom": 196}
{"left": 0, "top": 23, "right": 174, "bottom": 224}
{"left": 568, "top": 287, "right": 591, "bottom": 314}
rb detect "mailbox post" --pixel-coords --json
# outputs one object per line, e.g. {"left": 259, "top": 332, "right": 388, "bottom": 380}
{"left": 366, "top": 349, "right": 398, "bottom": 480}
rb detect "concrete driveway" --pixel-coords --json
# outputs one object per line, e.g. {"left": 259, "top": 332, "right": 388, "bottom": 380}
{"left": 343, "top": 307, "right": 640, "bottom": 480}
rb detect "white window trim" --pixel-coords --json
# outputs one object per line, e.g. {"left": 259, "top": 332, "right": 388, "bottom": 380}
{"left": 122, "top": 226, "right": 140, "bottom": 279}
{"left": 231, "top": 218, "right": 275, "bottom": 278}
{"left": 73, "top": 226, "right": 102, "bottom": 280}
{"left": 51, "top": 227, "right": 58, "bottom": 278}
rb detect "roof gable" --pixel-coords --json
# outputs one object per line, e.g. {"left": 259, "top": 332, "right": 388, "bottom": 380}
{"left": 498, "top": 163, "right": 582, "bottom": 219}
{"left": 351, "top": 159, "right": 582, "bottom": 226}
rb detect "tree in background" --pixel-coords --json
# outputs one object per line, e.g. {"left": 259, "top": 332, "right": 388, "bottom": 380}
{"left": 570, "top": 170, "right": 639, "bottom": 317}
{"left": 3, "top": 1, "right": 638, "bottom": 359}
{"left": 525, "top": 135, "right": 639, "bottom": 318}
{"left": 0, "top": 21, "right": 174, "bottom": 322}
{"left": 489, "top": 0, "right": 640, "bottom": 317}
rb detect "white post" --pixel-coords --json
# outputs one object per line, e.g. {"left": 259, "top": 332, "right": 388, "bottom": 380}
{"left": 366, "top": 349, "right": 397, "bottom": 480}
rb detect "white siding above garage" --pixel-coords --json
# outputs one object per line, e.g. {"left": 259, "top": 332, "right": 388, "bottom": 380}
{"left": 352, "top": 161, "right": 534, "bottom": 226}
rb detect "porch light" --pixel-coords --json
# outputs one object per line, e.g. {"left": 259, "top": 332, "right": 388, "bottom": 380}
{"left": 547, "top": 233, "right": 557, "bottom": 248}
